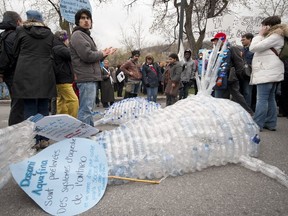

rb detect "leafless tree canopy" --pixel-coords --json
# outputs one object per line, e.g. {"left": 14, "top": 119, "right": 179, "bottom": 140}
{"left": 1, "top": 0, "right": 288, "bottom": 61}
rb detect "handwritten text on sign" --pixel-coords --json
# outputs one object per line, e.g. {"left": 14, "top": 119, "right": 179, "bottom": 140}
{"left": 34, "top": 114, "right": 98, "bottom": 142}
{"left": 60, "top": 0, "right": 92, "bottom": 24}
{"left": 10, "top": 138, "right": 108, "bottom": 215}
{"left": 205, "top": 14, "right": 235, "bottom": 40}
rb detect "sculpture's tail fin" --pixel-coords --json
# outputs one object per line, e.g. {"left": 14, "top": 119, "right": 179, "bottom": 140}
{"left": 240, "top": 155, "right": 288, "bottom": 188}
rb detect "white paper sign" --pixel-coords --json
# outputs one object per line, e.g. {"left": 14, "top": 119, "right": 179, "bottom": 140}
{"left": 117, "top": 71, "right": 125, "bottom": 82}
{"left": 34, "top": 114, "right": 98, "bottom": 141}
{"left": 10, "top": 138, "right": 108, "bottom": 216}
{"left": 205, "top": 14, "right": 235, "bottom": 41}
{"left": 60, "top": 0, "right": 92, "bottom": 24}
{"left": 233, "top": 16, "right": 264, "bottom": 45}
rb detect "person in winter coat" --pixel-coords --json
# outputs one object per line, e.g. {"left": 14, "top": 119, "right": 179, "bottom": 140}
{"left": 70, "top": 9, "right": 116, "bottom": 126}
{"left": 211, "top": 32, "right": 254, "bottom": 116}
{"left": 141, "top": 54, "right": 162, "bottom": 102}
{"left": 120, "top": 50, "right": 142, "bottom": 98}
{"left": 100, "top": 59, "right": 115, "bottom": 108}
{"left": 12, "top": 10, "right": 56, "bottom": 148}
{"left": 164, "top": 53, "right": 182, "bottom": 106}
{"left": 53, "top": 30, "right": 79, "bottom": 118}
{"left": 0, "top": 11, "right": 24, "bottom": 126}
{"left": 249, "top": 16, "right": 287, "bottom": 131}
{"left": 115, "top": 64, "right": 125, "bottom": 97}
{"left": 240, "top": 33, "right": 255, "bottom": 109}
{"left": 179, "top": 49, "right": 196, "bottom": 99}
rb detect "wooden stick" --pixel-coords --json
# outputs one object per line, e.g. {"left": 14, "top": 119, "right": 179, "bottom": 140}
{"left": 108, "top": 175, "right": 164, "bottom": 184}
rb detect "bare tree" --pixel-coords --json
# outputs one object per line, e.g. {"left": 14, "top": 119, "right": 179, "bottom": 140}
{"left": 0, "top": 0, "right": 26, "bottom": 17}
{"left": 147, "top": 0, "right": 231, "bottom": 58}
{"left": 119, "top": 25, "right": 135, "bottom": 51}
{"left": 119, "top": 18, "right": 148, "bottom": 51}
{"left": 0, "top": 0, "right": 70, "bottom": 34}
{"left": 242, "top": 0, "right": 288, "bottom": 21}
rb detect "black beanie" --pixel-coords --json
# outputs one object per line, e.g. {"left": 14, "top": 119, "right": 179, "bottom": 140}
{"left": 131, "top": 50, "right": 140, "bottom": 57}
{"left": 75, "top": 9, "right": 92, "bottom": 26}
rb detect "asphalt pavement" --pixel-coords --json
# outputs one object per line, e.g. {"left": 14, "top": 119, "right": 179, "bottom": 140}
{"left": 0, "top": 98, "right": 287, "bottom": 216}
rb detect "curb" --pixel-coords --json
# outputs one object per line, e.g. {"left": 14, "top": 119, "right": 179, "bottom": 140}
{"left": 0, "top": 96, "right": 166, "bottom": 105}
{"left": 0, "top": 99, "right": 10, "bottom": 105}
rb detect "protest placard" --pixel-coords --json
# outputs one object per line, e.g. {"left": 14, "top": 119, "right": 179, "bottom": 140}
{"left": 233, "top": 16, "right": 264, "bottom": 45}
{"left": 10, "top": 138, "right": 108, "bottom": 215}
{"left": 34, "top": 114, "right": 99, "bottom": 142}
{"left": 205, "top": 14, "right": 235, "bottom": 41}
{"left": 60, "top": 0, "right": 92, "bottom": 24}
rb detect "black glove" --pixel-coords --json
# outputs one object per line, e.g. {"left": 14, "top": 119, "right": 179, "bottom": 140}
{"left": 145, "top": 83, "right": 150, "bottom": 87}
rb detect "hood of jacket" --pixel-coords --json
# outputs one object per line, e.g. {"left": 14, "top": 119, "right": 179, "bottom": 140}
{"left": 266, "top": 24, "right": 288, "bottom": 38}
{"left": 22, "top": 21, "right": 51, "bottom": 39}
{"left": 53, "top": 36, "right": 65, "bottom": 47}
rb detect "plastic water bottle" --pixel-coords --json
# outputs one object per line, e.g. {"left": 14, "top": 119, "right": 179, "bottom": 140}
{"left": 250, "top": 134, "right": 260, "bottom": 157}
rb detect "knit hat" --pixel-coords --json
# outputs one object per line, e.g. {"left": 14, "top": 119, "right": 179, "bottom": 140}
{"left": 54, "top": 30, "right": 68, "bottom": 41}
{"left": 74, "top": 9, "right": 92, "bottom": 26}
{"left": 131, "top": 50, "right": 140, "bottom": 57}
{"left": 184, "top": 49, "right": 192, "bottom": 54}
{"left": 26, "top": 10, "right": 43, "bottom": 22}
{"left": 211, "top": 32, "right": 227, "bottom": 42}
{"left": 0, "top": 11, "right": 21, "bottom": 29}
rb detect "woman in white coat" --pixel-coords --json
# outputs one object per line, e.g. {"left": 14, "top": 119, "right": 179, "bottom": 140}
{"left": 249, "top": 16, "right": 287, "bottom": 131}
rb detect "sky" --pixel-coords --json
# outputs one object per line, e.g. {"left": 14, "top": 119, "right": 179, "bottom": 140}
{"left": 5, "top": 0, "right": 279, "bottom": 49}
{"left": 91, "top": 1, "right": 164, "bottom": 49}
{"left": 6, "top": 0, "right": 164, "bottom": 49}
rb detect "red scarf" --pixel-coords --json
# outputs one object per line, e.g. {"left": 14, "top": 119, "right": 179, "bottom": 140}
{"left": 149, "top": 64, "right": 158, "bottom": 75}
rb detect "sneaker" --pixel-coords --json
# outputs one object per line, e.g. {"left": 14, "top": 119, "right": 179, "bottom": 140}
{"left": 263, "top": 126, "right": 276, "bottom": 131}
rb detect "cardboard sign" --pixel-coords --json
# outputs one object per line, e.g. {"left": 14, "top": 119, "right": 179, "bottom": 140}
{"left": 60, "top": 0, "right": 92, "bottom": 24}
{"left": 10, "top": 138, "right": 108, "bottom": 215}
{"left": 205, "top": 14, "right": 235, "bottom": 41}
{"left": 205, "top": 15, "right": 264, "bottom": 45}
{"left": 34, "top": 114, "right": 99, "bottom": 142}
{"left": 233, "top": 16, "right": 264, "bottom": 45}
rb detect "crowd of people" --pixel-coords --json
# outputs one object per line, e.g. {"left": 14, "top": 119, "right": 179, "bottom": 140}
{"left": 0, "top": 9, "right": 287, "bottom": 149}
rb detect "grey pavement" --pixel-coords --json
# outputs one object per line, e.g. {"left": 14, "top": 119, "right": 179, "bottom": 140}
{"left": 0, "top": 98, "right": 288, "bottom": 216}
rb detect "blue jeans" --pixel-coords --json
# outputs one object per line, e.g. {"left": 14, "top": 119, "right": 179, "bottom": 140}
{"left": 77, "top": 82, "right": 97, "bottom": 126}
{"left": 253, "top": 82, "right": 277, "bottom": 130}
{"left": 0, "top": 82, "right": 9, "bottom": 99}
{"left": 239, "top": 79, "right": 253, "bottom": 107}
{"left": 214, "top": 89, "right": 229, "bottom": 99}
{"left": 146, "top": 87, "right": 158, "bottom": 102}
{"left": 23, "top": 98, "right": 50, "bottom": 143}
{"left": 23, "top": 98, "right": 49, "bottom": 119}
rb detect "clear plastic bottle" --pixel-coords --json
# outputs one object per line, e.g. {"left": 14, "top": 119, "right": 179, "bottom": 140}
{"left": 250, "top": 134, "right": 260, "bottom": 158}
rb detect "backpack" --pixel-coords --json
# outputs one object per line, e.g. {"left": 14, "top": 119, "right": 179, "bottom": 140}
{"left": 271, "top": 36, "right": 288, "bottom": 61}
{"left": 0, "top": 30, "right": 13, "bottom": 71}
{"left": 279, "top": 36, "right": 288, "bottom": 61}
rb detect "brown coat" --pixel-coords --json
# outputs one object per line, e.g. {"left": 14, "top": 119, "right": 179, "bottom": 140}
{"left": 120, "top": 59, "right": 142, "bottom": 81}
{"left": 164, "top": 62, "right": 182, "bottom": 97}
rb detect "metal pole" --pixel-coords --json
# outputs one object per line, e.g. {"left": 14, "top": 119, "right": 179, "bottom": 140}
{"left": 178, "top": 0, "right": 185, "bottom": 53}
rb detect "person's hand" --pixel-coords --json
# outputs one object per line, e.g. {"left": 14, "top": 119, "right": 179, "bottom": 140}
{"left": 145, "top": 83, "right": 150, "bottom": 87}
{"left": 171, "top": 82, "right": 175, "bottom": 88}
{"left": 102, "top": 47, "right": 117, "bottom": 56}
{"left": 109, "top": 47, "right": 117, "bottom": 55}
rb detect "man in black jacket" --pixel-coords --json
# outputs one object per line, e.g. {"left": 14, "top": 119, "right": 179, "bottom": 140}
{"left": 212, "top": 32, "right": 254, "bottom": 116}
{"left": 0, "top": 11, "right": 24, "bottom": 125}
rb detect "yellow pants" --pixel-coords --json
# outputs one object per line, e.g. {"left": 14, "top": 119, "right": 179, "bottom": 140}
{"left": 56, "top": 84, "right": 79, "bottom": 118}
